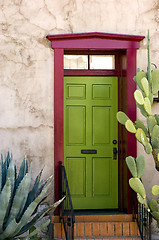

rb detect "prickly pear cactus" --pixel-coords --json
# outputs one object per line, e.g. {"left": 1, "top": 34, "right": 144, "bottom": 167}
{"left": 117, "top": 30, "right": 159, "bottom": 227}
{"left": 117, "top": 30, "right": 159, "bottom": 171}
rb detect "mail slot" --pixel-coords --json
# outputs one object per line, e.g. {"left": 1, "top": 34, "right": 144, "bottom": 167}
{"left": 81, "top": 149, "right": 97, "bottom": 154}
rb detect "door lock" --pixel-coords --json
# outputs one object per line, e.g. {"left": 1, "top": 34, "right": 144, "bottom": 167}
{"left": 113, "top": 140, "right": 117, "bottom": 145}
{"left": 113, "top": 147, "right": 118, "bottom": 160}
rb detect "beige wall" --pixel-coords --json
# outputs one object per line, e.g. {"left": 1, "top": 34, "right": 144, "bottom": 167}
{"left": 0, "top": 0, "right": 159, "bottom": 205}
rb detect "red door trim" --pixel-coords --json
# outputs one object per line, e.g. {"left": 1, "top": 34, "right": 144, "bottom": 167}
{"left": 54, "top": 48, "right": 64, "bottom": 205}
{"left": 47, "top": 32, "right": 145, "bottom": 214}
{"left": 126, "top": 48, "right": 137, "bottom": 213}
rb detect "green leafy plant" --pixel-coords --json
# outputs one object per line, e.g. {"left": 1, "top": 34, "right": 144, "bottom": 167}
{"left": 0, "top": 152, "right": 63, "bottom": 239}
{"left": 117, "top": 30, "right": 159, "bottom": 226}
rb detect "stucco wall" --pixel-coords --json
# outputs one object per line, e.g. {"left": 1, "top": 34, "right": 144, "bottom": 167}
{"left": 0, "top": 0, "right": 159, "bottom": 212}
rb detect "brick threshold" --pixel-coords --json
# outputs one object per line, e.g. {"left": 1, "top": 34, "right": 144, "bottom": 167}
{"left": 53, "top": 214, "right": 141, "bottom": 239}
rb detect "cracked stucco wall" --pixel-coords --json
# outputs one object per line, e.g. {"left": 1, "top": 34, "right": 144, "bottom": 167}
{"left": 0, "top": 0, "right": 159, "bottom": 212}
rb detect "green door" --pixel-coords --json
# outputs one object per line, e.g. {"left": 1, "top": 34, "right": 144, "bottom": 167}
{"left": 64, "top": 76, "right": 118, "bottom": 209}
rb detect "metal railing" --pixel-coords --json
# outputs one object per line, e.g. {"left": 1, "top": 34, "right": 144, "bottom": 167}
{"left": 59, "top": 161, "right": 75, "bottom": 240}
{"left": 133, "top": 191, "right": 152, "bottom": 240}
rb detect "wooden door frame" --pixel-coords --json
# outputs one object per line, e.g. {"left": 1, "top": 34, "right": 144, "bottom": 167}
{"left": 46, "top": 32, "right": 145, "bottom": 213}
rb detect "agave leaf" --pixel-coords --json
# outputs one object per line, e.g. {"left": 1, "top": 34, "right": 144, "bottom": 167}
{"left": 6, "top": 152, "right": 11, "bottom": 168}
{"left": 22, "top": 170, "right": 43, "bottom": 216}
{"left": 34, "top": 175, "right": 53, "bottom": 199}
{"left": 18, "top": 196, "right": 65, "bottom": 236}
{"left": 134, "top": 90, "right": 144, "bottom": 105}
{"left": 152, "top": 69, "right": 159, "bottom": 95}
{"left": 3, "top": 158, "right": 16, "bottom": 228}
{"left": 12, "top": 178, "right": 53, "bottom": 237}
{"left": 0, "top": 155, "right": 2, "bottom": 191}
{"left": 18, "top": 205, "right": 54, "bottom": 236}
{"left": 141, "top": 77, "right": 149, "bottom": 97}
{"left": 0, "top": 178, "right": 11, "bottom": 233}
{"left": 116, "top": 111, "right": 129, "bottom": 125}
{"left": 16, "top": 156, "right": 28, "bottom": 189}
{"left": 0, "top": 219, "right": 19, "bottom": 240}
{"left": 7, "top": 157, "right": 15, "bottom": 193}
{"left": 2, "top": 155, "right": 9, "bottom": 189}
{"left": 22, "top": 219, "right": 50, "bottom": 239}
{"left": 134, "top": 120, "right": 148, "bottom": 136}
{"left": 8, "top": 169, "right": 31, "bottom": 225}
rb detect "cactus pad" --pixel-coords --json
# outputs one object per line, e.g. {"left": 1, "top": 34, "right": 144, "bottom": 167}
{"left": 129, "top": 178, "right": 146, "bottom": 199}
{"left": 152, "top": 69, "right": 159, "bottom": 95}
{"left": 152, "top": 125, "right": 159, "bottom": 139}
{"left": 137, "top": 193, "right": 146, "bottom": 205}
{"left": 135, "top": 71, "right": 147, "bottom": 91}
{"left": 126, "top": 156, "right": 137, "bottom": 177}
{"left": 150, "top": 199, "right": 159, "bottom": 212}
{"left": 135, "top": 128, "right": 145, "bottom": 144}
{"left": 136, "top": 103, "right": 148, "bottom": 117}
{"left": 135, "top": 120, "right": 148, "bottom": 136}
{"left": 152, "top": 185, "right": 159, "bottom": 196}
{"left": 145, "top": 142, "right": 152, "bottom": 154}
{"left": 148, "top": 92, "right": 154, "bottom": 105}
{"left": 151, "top": 138, "right": 159, "bottom": 149}
{"left": 154, "top": 114, "right": 159, "bottom": 125}
{"left": 125, "top": 120, "right": 136, "bottom": 133}
{"left": 143, "top": 97, "right": 152, "bottom": 116}
{"left": 116, "top": 111, "right": 129, "bottom": 125}
{"left": 152, "top": 212, "right": 159, "bottom": 221}
{"left": 141, "top": 77, "right": 149, "bottom": 97}
{"left": 147, "top": 116, "right": 157, "bottom": 134}
{"left": 140, "top": 130, "right": 148, "bottom": 146}
{"left": 136, "top": 155, "right": 146, "bottom": 178}
{"left": 134, "top": 90, "right": 144, "bottom": 105}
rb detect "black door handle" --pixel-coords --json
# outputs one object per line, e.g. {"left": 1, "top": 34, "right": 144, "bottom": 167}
{"left": 113, "top": 147, "right": 118, "bottom": 160}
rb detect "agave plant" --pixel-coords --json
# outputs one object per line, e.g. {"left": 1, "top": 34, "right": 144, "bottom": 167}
{"left": 0, "top": 152, "right": 63, "bottom": 239}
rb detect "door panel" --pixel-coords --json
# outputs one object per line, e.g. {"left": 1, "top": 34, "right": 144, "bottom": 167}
{"left": 93, "top": 157, "right": 110, "bottom": 196}
{"left": 64, "top": 76, "right": 118, "bottom": 209}
{"left": 66, "top": 106, "right": 86, "bottom": 145}
{"left": 93, "top": 107, "right": 110, "bottom": 144}
{"left": 67, "top": 157, "right": 86, "bottom": 197}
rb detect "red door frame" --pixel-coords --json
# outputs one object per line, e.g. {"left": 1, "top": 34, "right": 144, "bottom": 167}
{"left": 47, "top": 32, "right": 145, "bottom": 213}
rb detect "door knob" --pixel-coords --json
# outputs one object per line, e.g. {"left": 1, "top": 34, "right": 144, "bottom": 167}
{"left": 113, "top": 147, "right": 118, "bottom": 160}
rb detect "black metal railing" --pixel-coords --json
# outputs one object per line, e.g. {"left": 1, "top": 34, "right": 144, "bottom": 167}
{"left": 59, "top": 161, "right": 75, "bottom": 240}
{"left": 133, "top": 191, "right": 152, "bottom": 240}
